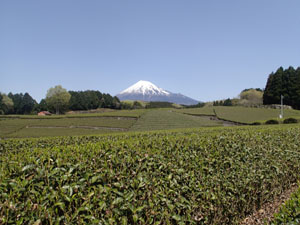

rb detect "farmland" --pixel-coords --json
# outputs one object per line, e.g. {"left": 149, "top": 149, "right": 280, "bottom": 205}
{"left": 1, "top": 125, "right": 300, "bottom": 224}
{"left": 0, "top": 109, "right": 223, "bottom": 138}
{"left": 0, "top": 110, "right": 145, "bottom": 138}
{"left": 0, "top": 107, "right": 300, "bottom": 224}
{"left": 1, "top": 107, "right": 300, "bottom": 138}
{"left": 130, "top": 109, "right": 222, "bottom": 131}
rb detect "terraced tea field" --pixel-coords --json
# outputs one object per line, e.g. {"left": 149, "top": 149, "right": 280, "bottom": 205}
{"left": 0, "top": 110, "right": 145, "bottom": 138}
{"left": 177, "top": 106, "right": 300, "bottom": 124}
{"left": 130, "top": 109, "right": 222, "bottom": 131}
{"left": 214, "top": 106, "right": 300, "bottom": 124}
{"left": 0, "top": 125, "right": 300, "bottom": 224}
{"left": 2, "top": 107, "right": 300, "bottom": 138}
{"left": 0, "top": 109, "right": 226, "bottom": 138}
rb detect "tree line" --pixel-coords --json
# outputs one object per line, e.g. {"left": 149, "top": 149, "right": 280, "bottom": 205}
{"left": 0, "top": 85, "right": 121, "bottom": 115}
{"left": 1, "top": 67, "right": 300, "bottom": 114}
{"left": 263, "top": 66, "right": 300, "bottom": 109}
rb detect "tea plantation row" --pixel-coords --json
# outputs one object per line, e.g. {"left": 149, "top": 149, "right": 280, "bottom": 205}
{"left": 0, "top": 125, "right": 300, "bottom": 224}
{"left": 272, "top": 185, "right": 300, "bottom": 224}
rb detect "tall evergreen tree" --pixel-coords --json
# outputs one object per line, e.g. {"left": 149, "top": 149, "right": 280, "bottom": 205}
{"left": 263, "top": 66, "right": 300, "bottom": 109}
{"left": 21, "top": 93, "right": 36, "bottom": 114}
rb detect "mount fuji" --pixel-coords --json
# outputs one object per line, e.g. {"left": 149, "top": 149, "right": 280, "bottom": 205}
{"left": 117, "top": 80, "right": 199, "bottom": 105}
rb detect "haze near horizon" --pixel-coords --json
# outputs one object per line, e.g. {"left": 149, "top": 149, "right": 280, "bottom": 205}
{"left": 1, "top": 1, "right": 300, "bottom": 102}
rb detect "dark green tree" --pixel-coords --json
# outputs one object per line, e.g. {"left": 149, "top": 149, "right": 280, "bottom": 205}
{"left": 223, "top": 98, "right": 233, "bottom": 106}
{"left": 263, "top": 66, "right": 300, "bottom": 109}
{"left": 21, "top": 93, "right": 36, "bottom": 114}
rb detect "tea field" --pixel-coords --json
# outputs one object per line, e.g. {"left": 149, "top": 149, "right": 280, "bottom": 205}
{"left": 177, "top": 106, "right": 300, "bottom": 124}
{"left": 214, "top": 106, "right": 300, "bottom": 124}
{"left": 0, "top": 110, "right": 145, "bottom": 138}
{"left": 0, "top": 109, "right": 224, "bottom": 138}
{"left": 272, "top": 185, "right": 300, "bottom": 224}
{"left": 130, "top": 109, "right": 222, "bottom": 131}
{"left": 1, "top": 125, "right": 300, "bottom": 224}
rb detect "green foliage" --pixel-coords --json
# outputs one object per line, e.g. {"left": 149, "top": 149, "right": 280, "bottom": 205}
{"left": 283, "top": 118, "right": 298, "bottom": 124}
{"left": 251, "top": 122, "right": 262, "bottom": 125}
{"left": 69, "top": 90, "right": 121, "bottom": 111}
{"left": 213, "top": 99, "right": 232, "bottom": 106}
{"left": 0, "top": 93, "right": 14, "bottom": 114}
{"left": 132, "top": 101, "right": 144, "bottom": 109}
{"left": 223, "top": 98, "right": 233, "bottom": 106}
{"left": 272, "top": 185, "right": 300, "bottom": 224}
{"left": 265, "top": 119, "right": 279, "bottom": 124}
{"left": 145, "top": 101, "right": 175, "bottom": 109}
{"left": 7, "top": 92, "right": 37, "bottom": 114}
{"left": 0, "top": 126, "right": 300, "bottom": 224}
{"left": 239, "top": 89, "right": 263, "bottom": 106}
{"left": 46, "top": 85, "right": 71, "bottom": 114}
{"left": 0, "top": 95, "right": 3, "bottom": 115}
{"left": 36, "top": 99, "right": 48, "bottom": 112}
{"left": 263, "top": 66, "right": 300, "bottom": 109}
{"left": 242, "top": 88, "right": 263, "bottom": 93}
{"left": 182, "top": 102, "right": 205, "bottom": 108}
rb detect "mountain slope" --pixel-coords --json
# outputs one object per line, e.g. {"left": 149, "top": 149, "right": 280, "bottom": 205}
{"left": 117, "top": 80, "right": 199, "bottom": 105}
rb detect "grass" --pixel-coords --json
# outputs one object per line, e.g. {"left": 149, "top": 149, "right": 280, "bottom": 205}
{"left": 130, "top": 109, "right": 222, "bottom": 131}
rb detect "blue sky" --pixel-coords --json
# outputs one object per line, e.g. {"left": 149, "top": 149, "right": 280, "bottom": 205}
{"left": 1, "top": 1, "right": 300, "bottom": 102}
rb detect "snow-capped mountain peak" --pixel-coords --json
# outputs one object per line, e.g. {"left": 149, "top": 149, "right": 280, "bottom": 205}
{"left": 120, "top": 80, "right": 170, "bottom": 96}
{"left": 117, "top": 80, "right": 200, "bottom": 105}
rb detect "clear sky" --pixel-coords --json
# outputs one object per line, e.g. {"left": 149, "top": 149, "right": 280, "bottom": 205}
{"left": 1, "top": 1, "right": 300, "bottom": 102}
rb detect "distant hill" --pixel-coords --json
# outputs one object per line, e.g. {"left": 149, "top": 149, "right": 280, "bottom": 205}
{"left": 117, "top": 80, "right": 199, "bottom": 105}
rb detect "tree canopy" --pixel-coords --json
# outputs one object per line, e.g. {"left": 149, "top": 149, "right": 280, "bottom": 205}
{"left": 68, "top": 90, "right": 121, "bottom": 111}
{"left": 0, "top": 93, "right": 14, "bottom": 114}
{"left": 239, "top": 89, "right": 263, "bottom": 106}
{"left": 8, "top": 92, "right": 37, "bottom": 114}
{"left": 46, "top": 85, "right": 71, "bottom": 114}
{"left": 263, "top": 66, "right": 300, "bottom": 109}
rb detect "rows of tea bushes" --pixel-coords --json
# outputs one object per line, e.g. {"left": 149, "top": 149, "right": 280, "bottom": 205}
{"left": 1, "top": 126, "right": 300, "bottom": 224}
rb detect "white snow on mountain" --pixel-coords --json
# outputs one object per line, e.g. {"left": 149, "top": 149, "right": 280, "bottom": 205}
{"left": 120, "top": 80, "right": 170, "bottom": 96}
{"left": 117, "top": 80, "right": 200, "bottom": 105}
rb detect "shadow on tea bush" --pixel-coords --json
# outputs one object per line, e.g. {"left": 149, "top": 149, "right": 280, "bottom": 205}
{"left": 251, "top": 122, "right": 261, "bottom": 125}
{"left": 283, "top": 118, "right": 298, "bottom": 124}
{"left": 265, "top": 119, "right": 279, "bottom": 125}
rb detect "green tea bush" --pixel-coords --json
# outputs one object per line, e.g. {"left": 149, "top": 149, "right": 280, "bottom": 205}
{"left": 272, "top": 185, "right": 300, "bottom": 224}
{"left": 283, "top": 118, "right": 298, "bottom": 124}
{"left": 1, "top": 126, "right": 300, "bottom": 224}
{"left": 265, "top": 119, "right": 279, "bottom": 124}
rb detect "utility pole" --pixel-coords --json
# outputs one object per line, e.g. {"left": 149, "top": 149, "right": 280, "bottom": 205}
{"left": 279, "top": 95, "right": 284, "bottom": 119}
